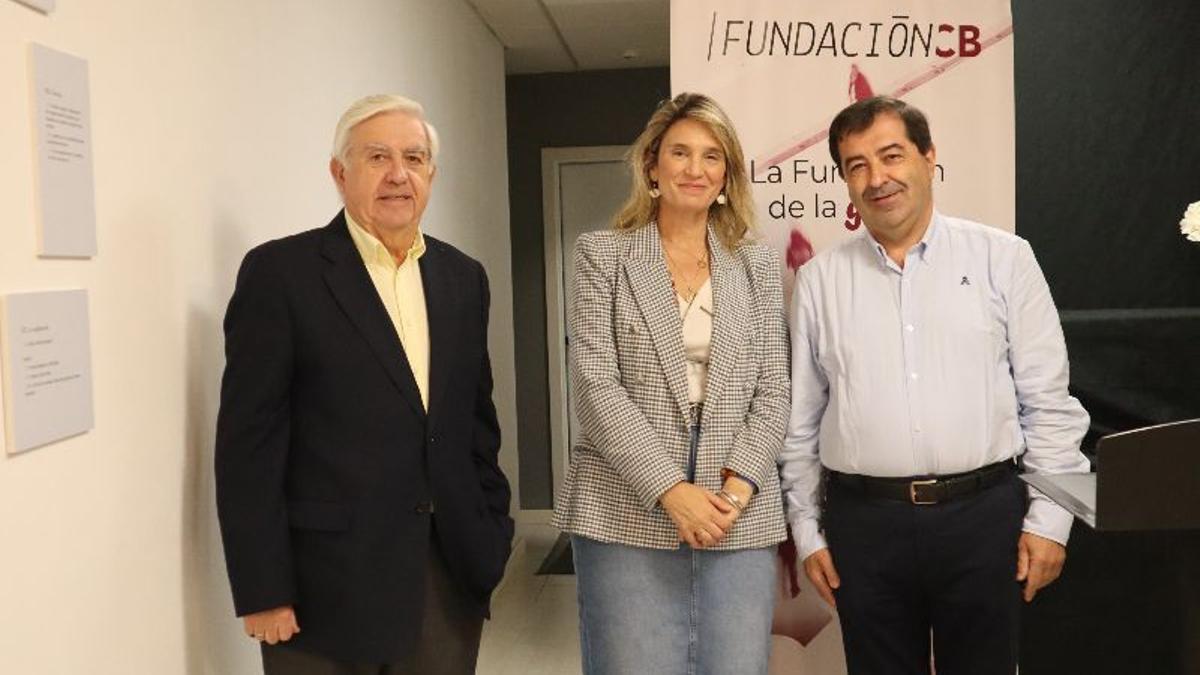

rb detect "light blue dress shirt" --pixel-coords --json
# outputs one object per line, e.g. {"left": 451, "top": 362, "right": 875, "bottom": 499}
{"left": 781, "top": 212, "right": 1091, "bottom": 559}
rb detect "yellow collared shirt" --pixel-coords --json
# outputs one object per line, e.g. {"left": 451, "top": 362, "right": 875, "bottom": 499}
{"left": 345, "top": 210, "right": 431, "bottom": 410}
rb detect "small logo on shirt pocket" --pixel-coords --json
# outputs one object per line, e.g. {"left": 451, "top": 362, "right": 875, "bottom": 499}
{"left": 960, "top": 275, "right": 971, "bottom": 286}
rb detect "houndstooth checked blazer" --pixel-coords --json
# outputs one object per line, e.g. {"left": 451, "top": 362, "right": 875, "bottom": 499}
{"left": 552, "top": 223, "right": 790, "bottom": 550}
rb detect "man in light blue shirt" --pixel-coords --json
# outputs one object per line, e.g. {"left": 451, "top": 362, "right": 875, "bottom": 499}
{"left": 780, "top": 96, "right": 1090, "bottom": 674}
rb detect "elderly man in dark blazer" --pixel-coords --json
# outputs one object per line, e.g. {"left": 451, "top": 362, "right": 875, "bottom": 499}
{"left": 215, "top": 94, "right": 513, "bottom": 675}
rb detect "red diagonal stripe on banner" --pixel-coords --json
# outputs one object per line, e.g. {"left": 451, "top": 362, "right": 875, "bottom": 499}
{"left": 756, "top": 24, "right": 1014, "bottom": 169}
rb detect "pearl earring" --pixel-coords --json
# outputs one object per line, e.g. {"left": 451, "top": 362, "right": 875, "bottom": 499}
{"left": 716, "top": 191, "right": 727, "bottom": 205}
{"left": 649, "top": 181, "right": 661, "bottom": 199}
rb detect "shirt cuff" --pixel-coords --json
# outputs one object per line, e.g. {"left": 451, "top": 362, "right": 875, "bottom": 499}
{"left": 789, "top": 517, "right": 828, "bottom": 560}
{"left": 1022, "top": 490, "right": 1076, "bottom": 546}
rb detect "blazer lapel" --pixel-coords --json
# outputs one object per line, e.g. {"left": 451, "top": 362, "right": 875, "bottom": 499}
{"left": 623, "top": 224, "right": 692, "bottom": 421}
{"left": 319, "top": 213, "right": 426, "bottom": 418}
{"left": 699, "top": 226, "right": 745, "bottom": 416}
{"left": 420, "top": 240, "right": 456, "bottom": 426}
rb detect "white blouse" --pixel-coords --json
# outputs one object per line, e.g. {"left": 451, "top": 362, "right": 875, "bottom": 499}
{"left": 678, "top": 277, "right": 713, "bottom": 404}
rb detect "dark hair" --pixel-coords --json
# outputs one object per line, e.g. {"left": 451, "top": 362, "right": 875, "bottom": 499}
{"left": 828, "top": 96, "right": 933, "bottom": 171}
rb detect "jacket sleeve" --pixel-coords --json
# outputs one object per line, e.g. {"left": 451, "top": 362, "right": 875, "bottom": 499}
{"left": 569, "top": 233, "right": 687, "bottom": 511}
{"left": 214, "top": 246, "right": 297, "bottom": 617}
{"left": 722, "top": 245, "right": 792, "bottom": 493}
{"left": 470, "top": 263, "right": 515, "bottom": 554}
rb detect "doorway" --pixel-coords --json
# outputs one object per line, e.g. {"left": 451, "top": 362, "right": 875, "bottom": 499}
{"left": 541, "top": 145, "right": 630, "bottom": 502}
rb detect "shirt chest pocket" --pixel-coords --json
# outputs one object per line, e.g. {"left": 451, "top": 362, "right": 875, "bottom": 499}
{"left": 925, "top": 274, "right": 1006, "bottom": 360}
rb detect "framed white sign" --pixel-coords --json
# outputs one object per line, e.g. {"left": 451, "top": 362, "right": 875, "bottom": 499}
{"left": 11, "top": 0, "right": 56, "bottom": 14}
{"left": 30, "top": 43, "right": 96, "bottom": 257}
{"left": 1, "top": 290, "right": 94, "bottom": 454}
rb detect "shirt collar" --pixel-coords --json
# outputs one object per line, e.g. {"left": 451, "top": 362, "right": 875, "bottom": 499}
{"left": 863, "top": 209, "right": 941, "bottom": 269}
{"left": 345, "top": 209, "right": 426, "bottom": 269}
{"left": 917, "top": 211, "right": 943, "bottom": 264}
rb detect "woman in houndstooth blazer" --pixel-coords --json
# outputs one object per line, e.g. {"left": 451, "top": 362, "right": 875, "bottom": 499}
{"left": 552, "top": 93, "right": 790, "bottom": 674}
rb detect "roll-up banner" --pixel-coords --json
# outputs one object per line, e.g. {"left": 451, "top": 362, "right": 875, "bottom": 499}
{"left": 672, "top": 2, "right": 1015, "bottom": 671}
{"left": 673, "top": 0, "right": 1014, "bottom": 298}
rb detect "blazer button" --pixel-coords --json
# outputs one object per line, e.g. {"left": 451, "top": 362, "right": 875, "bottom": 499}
{"left": 628, "top": 323, "right": 638, "bottom": 334}
{"left": 414, "top": 501, "right": 434, "bottom": 515}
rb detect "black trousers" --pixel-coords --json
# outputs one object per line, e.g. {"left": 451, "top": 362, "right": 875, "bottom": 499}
{"left": 260, "top": 535, "right": 485, "bottom": 675}
{"left": 824, "top": 469, "right": 1026, "bottom": 675}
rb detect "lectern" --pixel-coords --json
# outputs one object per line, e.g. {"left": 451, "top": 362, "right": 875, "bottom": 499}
{"left": 1020, "top": 419, "right": 1200, "bottom": 674}
{"left": 1023, "top": 418, "right": 1200, "bottom": 531}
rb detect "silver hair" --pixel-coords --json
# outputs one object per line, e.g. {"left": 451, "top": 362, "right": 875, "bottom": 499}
{"left": 331, "top": 94, "right": 440, "bottom": 164}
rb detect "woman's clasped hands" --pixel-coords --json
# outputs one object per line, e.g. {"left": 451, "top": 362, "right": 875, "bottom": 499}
{"left": 659, "top": 477, "right": 752, "bottom": 548}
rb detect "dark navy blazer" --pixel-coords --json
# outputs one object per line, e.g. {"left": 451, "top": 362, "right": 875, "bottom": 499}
{"left": 215, "top": 211, "right": 513, "bottom": 663}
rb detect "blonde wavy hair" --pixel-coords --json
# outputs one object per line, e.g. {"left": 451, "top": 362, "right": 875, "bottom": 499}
{"left": 613, "top": 92, "right": 756, "bottom": 250}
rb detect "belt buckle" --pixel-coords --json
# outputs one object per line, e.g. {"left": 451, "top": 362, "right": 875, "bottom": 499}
{"left": 909, "top": 479, "right": 938, "bottom": 505}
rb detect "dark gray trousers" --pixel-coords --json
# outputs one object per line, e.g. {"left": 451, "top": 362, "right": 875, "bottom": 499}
{"left": 260, "top": 540, "right": 485, "bottom": 675}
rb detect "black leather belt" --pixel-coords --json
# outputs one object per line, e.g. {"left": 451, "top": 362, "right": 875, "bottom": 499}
{"left": 829, "top": 461, "right": 1015, "bottom": 505}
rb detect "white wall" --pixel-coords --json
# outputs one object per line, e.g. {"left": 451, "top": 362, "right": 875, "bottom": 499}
{"left": 0, "top": 1, "right": 516, "bottom": 673}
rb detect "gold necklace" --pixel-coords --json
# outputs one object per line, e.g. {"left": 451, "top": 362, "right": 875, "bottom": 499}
{"left": 664, "top": 242, "right": 709, "bottom": 302}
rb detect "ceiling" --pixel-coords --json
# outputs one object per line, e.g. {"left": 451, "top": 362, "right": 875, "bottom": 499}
{"left": 466, "top": 0, "right": 669, "bottom": 74}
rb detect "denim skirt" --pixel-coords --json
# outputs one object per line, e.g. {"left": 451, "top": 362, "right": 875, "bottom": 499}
{"left": 571, "top": 535, "right": 777, "bottom": 675}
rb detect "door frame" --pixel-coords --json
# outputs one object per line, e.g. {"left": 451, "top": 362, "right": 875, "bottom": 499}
{"left": 541, "top": 145, "right": 629, "bottom": 501}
